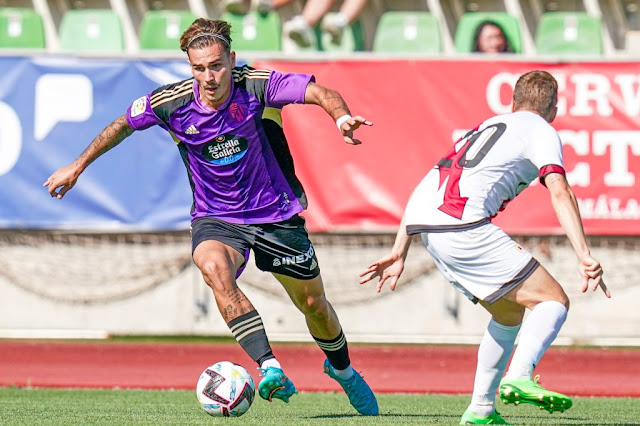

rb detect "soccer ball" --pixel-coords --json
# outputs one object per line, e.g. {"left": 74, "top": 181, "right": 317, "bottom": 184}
{"left": 196, "top": 361, "right": 255, "bottom": 417}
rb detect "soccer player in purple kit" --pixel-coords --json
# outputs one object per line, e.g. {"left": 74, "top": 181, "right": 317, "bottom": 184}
{"left": 43, "top": 18, "right": 378, "bottom": 415}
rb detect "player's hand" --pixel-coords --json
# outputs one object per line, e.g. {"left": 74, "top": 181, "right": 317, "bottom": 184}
{"left": 578, "top": 253, "right": 610, "bottom": 298}
{"left": 43, "top": 165, "right": 80, "bottom": 199}
{"left": 359, "top": 254, "right": 404, "bottom": 293}
{"left": 339, "top": 115, "right": 372, "bottom": 145}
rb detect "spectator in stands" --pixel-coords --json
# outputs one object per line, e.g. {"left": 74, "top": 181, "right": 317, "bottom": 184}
{"left": 360, "top": 71, "right": 610, "bottom": 425}
{"left": 44, "top": 17, "right": 378, "bottom": 417}
{"left": 283, "top": 0, "right": 369, "bottom": 47}
{"left": 222, "top": 0, "right": 287, "bottom": 15}
{"left": 472, "top": 20, "right": 513, "bottom": 53}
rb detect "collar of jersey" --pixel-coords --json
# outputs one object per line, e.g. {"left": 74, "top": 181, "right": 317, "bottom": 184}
{"left": 193, "top": 77, "right": 235, "bottom": 113}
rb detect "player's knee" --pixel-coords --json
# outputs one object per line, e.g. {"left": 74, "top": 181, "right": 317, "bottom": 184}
{"left": 198, "top": 259, "right": 234, "bottom": 289}
{"left": 553, "top": 286, "right": 570, "bottom": 310}
{"left": 298, "top": 294, "right": 330, "bottom": 318}
{"left": 537, "top": 295, "right": 569, "bottom": 311}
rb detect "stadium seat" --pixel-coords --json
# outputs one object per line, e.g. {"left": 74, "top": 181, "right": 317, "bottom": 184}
{"left": 535, "top": 12, "right": 603, "bottom": 55}
{"left": 0, "top": 7, "right": 45, "bottom": 48}
{"left": 59, "top": 9, "right": 124, "bottom": 52}
{"left": 220, "top": 11, "right": 281, "bottom": 51}
{"left": 373, "top": 11, "right": 441, "bottom": 53}
{"left": 139, "top": 10, "right": 198, "bottom": 50}
{"left": 319, "top": 12, "right": 364, "bottom": 52}
{"left": 454, "top": 12, "right": 522, "bottom": 53}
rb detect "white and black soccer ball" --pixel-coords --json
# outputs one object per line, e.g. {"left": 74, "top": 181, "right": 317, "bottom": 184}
{"left": 196, "top": 361, "right": 255, "bottom": 417}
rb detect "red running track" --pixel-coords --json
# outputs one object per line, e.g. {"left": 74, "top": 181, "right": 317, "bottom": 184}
{"left": 1, "top": 341, "right": 639, "bottom": 397}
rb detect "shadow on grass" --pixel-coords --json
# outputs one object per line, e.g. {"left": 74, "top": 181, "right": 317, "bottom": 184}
{"left": 510, "top": 415, "right": 640, "bottom": 425}
{"left": 307, "top": 413, "right": 460, "bottom": 420}
{"left": 307, "top": 412, "right": 640, "bottom": 425}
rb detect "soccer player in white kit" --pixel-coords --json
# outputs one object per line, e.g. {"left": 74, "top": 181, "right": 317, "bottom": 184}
{"left": 359, "top": 71, "right": 610, "bottom": 425}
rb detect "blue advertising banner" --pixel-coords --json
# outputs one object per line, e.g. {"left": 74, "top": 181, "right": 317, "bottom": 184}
{"left": 0, "top": 56, "right": 196, "bottom": 230}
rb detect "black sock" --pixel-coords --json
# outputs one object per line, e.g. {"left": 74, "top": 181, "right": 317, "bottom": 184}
{"left": 313, "top": 330, "right": 350, "bottom": 370}
{"left": 227, "top": 311, "right": 274, "bottom": 366}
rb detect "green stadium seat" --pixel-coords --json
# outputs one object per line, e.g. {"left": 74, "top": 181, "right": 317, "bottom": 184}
{"left": 139, "top": 10, "right": 198, "bottom": 50}
{"left": 455, "top": 12, "right": 522, "bottom": 53}
{"left": 220, "top": 11, "right": 281, "bottom": 51}
{"left": 373, "top": 11, "right": 441, "bottom": 53}
{"left": 535, "top": 12, "right": 603, "bottom": 55}
{"left": 319, "top": 12, "right": 363, "bottom": 52}
{"left": 0, "top": 7, "right": 45, "bottom": 48}
{"left": 59, "top": 9, "right": 124, "bottom": 52}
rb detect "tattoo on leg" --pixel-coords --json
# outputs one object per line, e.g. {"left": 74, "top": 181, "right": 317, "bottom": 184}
{"left": 227, "top": 288, "right": 247, "bottom": 305}
{"left": 238, "top": 306, "right": 252, "bottom": 315}
{"left": 221, "top": 288, "right": 254, "bottom": 321}
{"left": 223, "top": 304, "right": 237, "bottom": 322}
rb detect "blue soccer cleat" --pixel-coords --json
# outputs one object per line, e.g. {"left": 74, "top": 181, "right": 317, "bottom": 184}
{"left": 257, "top": 366, "right": 298, "bottom": 403}
{"left": 323, "top": 359, "right": 379, "bottom": 416}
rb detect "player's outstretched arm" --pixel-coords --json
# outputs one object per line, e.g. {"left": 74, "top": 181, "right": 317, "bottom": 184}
{"left": 43, "top": 114, "right": 134, "bottom": 199}
{"left": 545, "top": 173, "right": 611, "bottom": 298}
{"left": 303, "top": 82, "right": 372, "bottom": 145}
{"left": 359, "top": 214, "right": 412, "bottom": 293}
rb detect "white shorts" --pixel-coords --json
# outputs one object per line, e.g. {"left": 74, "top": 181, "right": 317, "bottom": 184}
{"left": 420, "top": 222, "right": 539, "bottom": 304}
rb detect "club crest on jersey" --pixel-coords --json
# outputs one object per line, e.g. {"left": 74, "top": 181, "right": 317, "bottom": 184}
{"left": 130, "top": 96, "right": 146, "bottom": 118}
{"left": 229, "top": 103, "right": 245, "bottom": 122}
{"left": 202, "top": 134, "right": 248, "bottom": 165}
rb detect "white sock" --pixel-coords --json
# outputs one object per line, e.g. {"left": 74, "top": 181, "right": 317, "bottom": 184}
{"left": 331, "top": 365, "right": 354, "bottom": 380}
{"left": 505, "top": 300, "right": 567, "bottom": 379}
{"left": 291, "top": 15, "right": 310, "bottom": 31}
{"left": 260, "top": 358, "right": 282, "bottom": 370}
{"left": 468, "top": 318, "right": 520, "bottom": 417}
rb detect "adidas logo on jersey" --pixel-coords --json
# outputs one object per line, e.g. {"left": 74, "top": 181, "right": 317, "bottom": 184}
{"left": 185, "top": 125, "right": 200, "bottom": 134}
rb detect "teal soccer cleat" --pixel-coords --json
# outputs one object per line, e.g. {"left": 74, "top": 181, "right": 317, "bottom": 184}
{"left": 257, "top": 366, "right": 298, "bottom": 403}
{"left": 323, "top": 359, "right": 379, "bottom": 416}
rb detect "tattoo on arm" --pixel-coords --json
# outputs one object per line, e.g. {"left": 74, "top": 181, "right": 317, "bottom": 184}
{"left": 76, "top": 114, "right": 134, "bottom": 168}
{"left": 544, "top": 173, "right": 564, "bottom": 185}
{"left": 315, "top": 86, "right": 350, "bottom": 120}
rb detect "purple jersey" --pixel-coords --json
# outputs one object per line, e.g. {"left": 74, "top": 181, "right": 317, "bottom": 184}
{"left": 126, "top": 65, "right": 314, "bottom": 224}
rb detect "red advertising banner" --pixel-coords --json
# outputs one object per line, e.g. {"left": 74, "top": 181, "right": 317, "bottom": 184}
{"left": 253, "top": 59, "right": 640, "bottom": 235}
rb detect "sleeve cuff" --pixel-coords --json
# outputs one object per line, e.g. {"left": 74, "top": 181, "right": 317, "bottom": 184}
{"left": 539, "top": 164, "right": 566, "bottom": 187}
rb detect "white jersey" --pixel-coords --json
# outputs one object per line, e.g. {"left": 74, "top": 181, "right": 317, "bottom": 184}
{"left": 405, "top": 111, "right": 564, "bottom": 231}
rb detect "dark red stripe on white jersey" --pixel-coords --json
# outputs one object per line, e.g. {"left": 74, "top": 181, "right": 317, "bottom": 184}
{"left": 539, "top": 164, "right": 565, "bottom": 187}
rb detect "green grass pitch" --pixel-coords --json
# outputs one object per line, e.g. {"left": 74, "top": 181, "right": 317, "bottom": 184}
{"left": 1, "top": 388, "right": 638, "bottom": 425}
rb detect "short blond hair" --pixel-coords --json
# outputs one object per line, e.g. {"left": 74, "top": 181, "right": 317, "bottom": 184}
{"left": 513, "top": 71, "right": 558, "bottom": 118}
